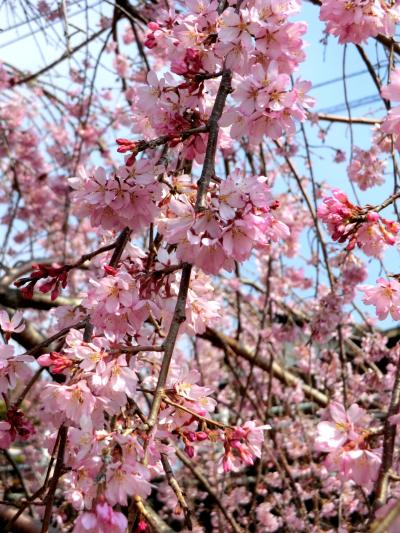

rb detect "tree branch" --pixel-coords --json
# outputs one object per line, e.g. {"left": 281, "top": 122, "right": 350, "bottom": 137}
{"left": 201, "top": 328, "right": 329, "bottom": 407}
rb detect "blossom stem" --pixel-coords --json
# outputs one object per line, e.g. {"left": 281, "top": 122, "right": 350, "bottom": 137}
{"left": 162, "top": 396, "right": 230, "bottom": 430}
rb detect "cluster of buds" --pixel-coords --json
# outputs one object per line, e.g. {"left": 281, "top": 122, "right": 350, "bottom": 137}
{"left": 115, "top": 138, "right": 138, "bottom": 166}
{"left": 14, "top": 263, "right": 68, "bottom": 300}
{"left": 181, "top": 429, "right": 209, "bottom": 458}
{"left": 143, "top": 21, "right": 160, "bottom": 49}
{"left": 222, "top": 421, "right": 270, "bottom": 472}
{"left": 318, "top": 189, "right": 399, "bottom": 255}
{"left": 38, "top": 351, "right": 74, "bottom": 374}
{"left": 0, "top": 407, "right": 35, "bottom": 449}
{"left": 172, "top": 49, "right": 203, "bottom": 78}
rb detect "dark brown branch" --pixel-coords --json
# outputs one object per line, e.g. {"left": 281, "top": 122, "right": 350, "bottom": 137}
{"left": 147, "top": 67, "right": 232, "bottom": 429}
{"left": 24, "top": 319, "right": 86, "bottom": 357}
{"left": 125, "top": 126, "right": 208, "bottom": 155}
{"left": 2, "top": 450, "right": 33, "bottom": 515}
{"left": 109, "top": 227, "right": 131, "bottom": 267}
{"left": 195, "top": 69, "right": 232, "bottom": 210}
{"left": 147, "top": 264, "right": 192, "bottom": 428}
{"left": 130, "top": 20, "right": 150, "bottom": 72}
{"left": 40, "top": 426, "right": 68, "bottom": 533}
{"left": 355, "top": 45, "right": 387, "bottom": 108}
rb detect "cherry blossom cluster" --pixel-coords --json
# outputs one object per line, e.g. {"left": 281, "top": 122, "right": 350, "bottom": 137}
{"left": 318, "top": 188, "right": 399, "bottom": 257}
{"left": 320, "top": 0, "right": 400, "bottom": 44}
{"left": 137, "top": 0, "right": 314, "bottom": 147}
{"left": 159, "top": 171, "right": 289, "bottom": 274}
{"left": 315, "top": 402, "right": 381, "bottom": 486}
{"left": 360, "top": 277, "right": 400, "bottom": 321}
{"left": 347, "top": 146, "right": 386, "bottom": 190}
{"left": 69, "top": 162, "right": 162, "bottom": 234}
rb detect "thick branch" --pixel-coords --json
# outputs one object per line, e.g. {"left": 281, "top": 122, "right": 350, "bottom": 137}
{"left": 0, "top": 286, "right": 79, "bottom": 310}
{"left": 0, "top": 506, "right": 58, "bottom": 533}
{"left": 201, "top": 328, "right": 329, "bottom": 407}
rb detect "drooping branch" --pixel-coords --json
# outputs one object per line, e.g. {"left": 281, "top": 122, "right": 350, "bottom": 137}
{"left": 160, "top": 453, "right": 193, "bottom": 530}
{"left": 40, "top": 425, "right": 68, "bottom": 533}
{"left": 0, "top": 286, "right": 79, "bottom": 310}
{"left": 374, "top": 352, "right": 400, "bottom": 507}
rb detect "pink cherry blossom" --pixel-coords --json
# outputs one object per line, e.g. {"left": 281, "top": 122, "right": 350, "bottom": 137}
{"left": 360, "top": 278, "right": 400, "bottom": 321}
{"left": 348, "top": 147, "right": 385, "bottom": 190}
{"left": 315, "top": 402, "right": 367, "bottom": 452}
{"left": 105, "top": 462, "right": 151, "bottom": 504}
{"left": 320, "top": 0, "right": 399, "bottom": 44}
{"left": 0, "top": 310, "right": 24, "bottom": 338}
{"left": 73, "top": 501, "right": 127, "bottom": 533}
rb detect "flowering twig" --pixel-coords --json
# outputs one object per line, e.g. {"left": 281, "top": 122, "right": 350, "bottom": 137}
{"left": 146, "top": 67, "right": 232, "bottom": 429}
{"left": 162, "top": 396, "right": 230, "bottom": 430}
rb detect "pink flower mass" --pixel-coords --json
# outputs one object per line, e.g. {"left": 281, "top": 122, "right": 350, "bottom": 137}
{"left": 1, "top": 0, "right": 400, "bottom": 531}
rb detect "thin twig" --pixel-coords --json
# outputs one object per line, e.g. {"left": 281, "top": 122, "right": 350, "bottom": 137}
{"left": 161, "top": 453, "right": 192, "bottom": 530}
{"left": 175, "top": 447, "right": 243, "bottom": 533}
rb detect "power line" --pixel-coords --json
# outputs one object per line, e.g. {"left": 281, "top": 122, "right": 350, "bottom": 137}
{"left": 311, "top": 62, "right": 388, "bottom": 90}
{"left": 318, "top": 94, "right": 383, "bottom": 114}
